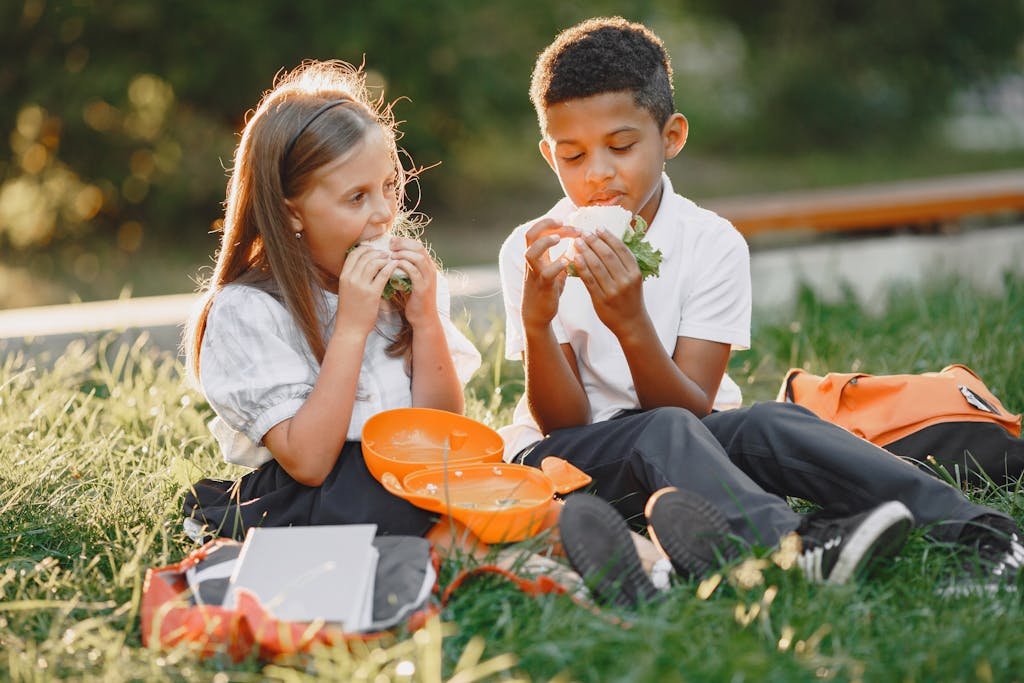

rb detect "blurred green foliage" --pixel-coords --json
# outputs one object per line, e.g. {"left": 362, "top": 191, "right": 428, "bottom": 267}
{"left": 684, "top": 0, "right": 1024, "bottom": 152}
{"left": 1, "top": 0, "right": 1021, "bottom": 292}
{"left": 0, "top": 0, "right": 630, "bottom": 255}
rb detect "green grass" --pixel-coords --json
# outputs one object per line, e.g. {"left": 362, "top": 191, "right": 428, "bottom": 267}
{"left": 2, "top": 274, "right": 1023, "bottom": 681}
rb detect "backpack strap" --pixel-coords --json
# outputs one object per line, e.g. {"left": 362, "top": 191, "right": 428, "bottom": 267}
{"left": 780, "top": 368, "right": 867, "bottom": 421}
{"left": 778, "top": 368, "right": 804, "bottom": 402}
{"left": 442, "top": 565, "right": 568, "bottom": 603}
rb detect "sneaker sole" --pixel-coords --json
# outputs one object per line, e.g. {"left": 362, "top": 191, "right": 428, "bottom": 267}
{"left": 645, "top": 487, "right": 735, "bottom": 579}
{"left": 559, "top": 494, "right": 659, "bottom": 608}
{"left": 826, "top": 501, "right": 913, "bottom": 585}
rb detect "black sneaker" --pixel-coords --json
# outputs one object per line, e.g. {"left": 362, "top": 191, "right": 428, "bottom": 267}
{"left": 558, "top": 493, "right": 659, "bottom": 608}
{"left": 645, "top": 487, "right": 737, "bottom": 580}
{"left": 958, "top": 515, "right": 1024, "bottom": 587}
{"left": 796, "top": 501, "right": 914, "bottom": 585}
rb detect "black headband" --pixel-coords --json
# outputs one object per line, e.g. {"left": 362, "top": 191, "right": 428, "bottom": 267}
{"left": 279, "top": 99, "right": 350, "bottom": 179}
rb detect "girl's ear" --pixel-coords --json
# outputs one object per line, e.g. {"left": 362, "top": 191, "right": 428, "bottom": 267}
{"left": 662, "top": 113, "right": 688, "bottom": 160}
{"left": 283, "top": 198, "right": 303, "bottom": 235}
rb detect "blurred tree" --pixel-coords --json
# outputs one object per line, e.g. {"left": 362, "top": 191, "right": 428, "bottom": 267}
{"left": 683, "top": 0, "right": 1024, "bottom": 151}
{"left": 1, "top": 0, "right": 1020, "bottom": 276}
{"left": 0, "top": 0, "right": 635, "bottom": 259}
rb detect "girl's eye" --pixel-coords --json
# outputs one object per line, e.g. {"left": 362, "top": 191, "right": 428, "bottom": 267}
{"left": 561, "top": 153, "right": 584, "bottom": 163}
{"left": 349, "top": 192, "right": 366, "bottom": 205}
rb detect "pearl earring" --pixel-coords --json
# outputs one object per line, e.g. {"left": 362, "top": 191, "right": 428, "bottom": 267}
{"left": 294, "top": 231, "right": 302, "bottom": 239}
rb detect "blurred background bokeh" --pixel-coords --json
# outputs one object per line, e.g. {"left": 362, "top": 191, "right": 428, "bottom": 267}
{"left": 2, "top": 0, "right": 1023, "bottom": 309}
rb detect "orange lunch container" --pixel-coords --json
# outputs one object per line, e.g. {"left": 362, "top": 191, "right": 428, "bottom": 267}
{"left": 361, "top": 407, "right": 504, "bottom": 483}
{"left": 380, "top": 463, "right": 557, "bottom": 543}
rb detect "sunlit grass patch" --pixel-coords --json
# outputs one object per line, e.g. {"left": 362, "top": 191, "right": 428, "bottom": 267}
{"left": 1, "top": 273, "right": 1023, "bottom": 681}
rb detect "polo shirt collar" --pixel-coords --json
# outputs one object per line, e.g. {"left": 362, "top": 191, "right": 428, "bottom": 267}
{"left": 645, "top": 172, "right": 675, "bottom": 240}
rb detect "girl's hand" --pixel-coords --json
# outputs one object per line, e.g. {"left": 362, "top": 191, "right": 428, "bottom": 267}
{"left": 336, "top": 244, "right": 396, "bottom": 336}
{"left": 572, "top": 229, "right": 647, "bottom": 336}
{"left": 522, "top": 218, "right": 578, "bottom": 332}
{"left": 389, "top": 236, "right": 438, "bottom": 328}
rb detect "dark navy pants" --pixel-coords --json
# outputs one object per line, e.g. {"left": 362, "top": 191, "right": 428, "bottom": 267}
{"left": 519, "top": 402, "right": 998, "bottom": 546}
{"left": 183, "top": 441, "right": 435, "bottom": 541}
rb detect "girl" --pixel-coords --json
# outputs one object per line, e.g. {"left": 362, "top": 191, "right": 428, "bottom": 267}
{"left": 182, "top": 60, "right": 481, "bottom": 543}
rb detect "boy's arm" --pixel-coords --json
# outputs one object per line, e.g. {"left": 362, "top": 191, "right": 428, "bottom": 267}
{"left": 520, "top": 220, "right": 591, "bottom": 431}
{"left": 524, "top": 336, "right": 589, "bottom": 432}
{"left": 621, "top": 324, "right": 730, "bottom": 416}
{"left": 573, "top": 230, "right": 728, "bottom": 415}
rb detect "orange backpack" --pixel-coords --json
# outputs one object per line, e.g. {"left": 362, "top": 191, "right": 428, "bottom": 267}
{"left": 779, "top": 364, "right": 1024, "bottom": 485}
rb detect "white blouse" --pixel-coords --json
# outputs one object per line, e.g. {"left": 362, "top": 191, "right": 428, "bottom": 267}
{"left": 199, "top": 277, "right": 481, "bottom": 468}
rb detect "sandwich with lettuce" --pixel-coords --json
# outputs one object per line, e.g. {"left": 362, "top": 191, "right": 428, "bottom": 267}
{"left": 562, "top": 205, "right": 662, "bottom": 280}
{"left": 355, "top": 235, "right": 413, "bottom": 299}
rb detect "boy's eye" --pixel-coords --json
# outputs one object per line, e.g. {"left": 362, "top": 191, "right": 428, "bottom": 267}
{"left": 560, "top": 153, "right": 584, "bottom": 162}
{"left": 349, "top": 192, "right": 366, "bottom": 204}
{"left": 611, "top": 143, "right": 636, "bottom": 152}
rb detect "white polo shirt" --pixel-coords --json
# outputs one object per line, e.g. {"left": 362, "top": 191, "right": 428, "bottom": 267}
{"left": 498, "top": 174, "right": 751, "bottom": 460}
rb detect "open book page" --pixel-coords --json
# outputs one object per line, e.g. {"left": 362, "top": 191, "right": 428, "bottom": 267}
{"left": 356, "top": 544, "right": 379, "bottom": 629}
{"left": 224, "top": 524, "right": 378, "bottom": 629}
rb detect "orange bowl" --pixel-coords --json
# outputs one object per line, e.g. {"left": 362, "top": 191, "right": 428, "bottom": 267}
{"left": 361, "top": 408, "right": 504, "bottom": 484}
{"left": 380, "top": 463, "right": 555, "bottom": 543}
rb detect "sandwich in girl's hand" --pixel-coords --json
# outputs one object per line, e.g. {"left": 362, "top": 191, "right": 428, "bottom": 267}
{"left": 563, "top": 205, "right": 663, "bottom": 280}
{"left": 358, "top": 235, "right": 413, "bottom": 299}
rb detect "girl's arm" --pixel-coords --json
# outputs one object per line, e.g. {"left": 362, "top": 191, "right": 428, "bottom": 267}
{"left": 408, "top": 312, "right": 464, "bottom": 412}
{"left": 263, "top": 248, "right": 396, "bottom": 486}
{"left": 392, "top": 238, "right": 463, "bottom": 412}
{"left": 573, "top": 230, "right": 726, "bottom": 416}
{"left": 263, "top": 327, "right": 368, "bottom": 485}
{"left": 520, "top": 220, "right": 590, "bottom": 432}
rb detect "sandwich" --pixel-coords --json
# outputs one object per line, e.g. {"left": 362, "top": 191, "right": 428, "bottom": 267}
{"left": 563, "top": 205, "right": 662, "bottom": 280}
{"left": 357, "top": 235, "right": 413, "bottom": 299}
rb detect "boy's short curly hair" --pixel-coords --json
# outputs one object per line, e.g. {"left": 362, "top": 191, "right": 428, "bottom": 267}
{"left": 530, "top": 16, "right": 675, "bottom": 132}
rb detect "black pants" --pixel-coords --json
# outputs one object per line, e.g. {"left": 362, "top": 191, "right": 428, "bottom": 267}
{"left": 520, "top": 402, "right": 999, "bottom": 546}
{"left": 183, "top": 441, "right": 435, "bottom": 541}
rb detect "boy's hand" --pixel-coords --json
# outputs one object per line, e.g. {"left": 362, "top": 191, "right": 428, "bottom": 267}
{"left": 336, "top": 245, "right": 395, "bottom": 337}
{"left": 572, "top": 229, "right": 647, "bottom": 335}
{"left": 522, "top": 218, "right": 578, "bottom": 330}
{"left": 389, "top": 236, "right": 440, "bottom": 328}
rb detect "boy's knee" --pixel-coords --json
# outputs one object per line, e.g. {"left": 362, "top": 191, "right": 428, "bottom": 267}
{"left": 745, "top": 401, "right": 816, "bottom": 429}
{"left": 640, "top": 406, "right": 705, "bottom": 442}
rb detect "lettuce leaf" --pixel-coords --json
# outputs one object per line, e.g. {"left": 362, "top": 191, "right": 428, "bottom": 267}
{"left": 345, "top": 242, "right": 413, "bottom": 299}
{"left": 621, "top": 215, "right": 663, "bottom": 280}
{"left": 382, "top": 272, "right": 412, "bottom": 300}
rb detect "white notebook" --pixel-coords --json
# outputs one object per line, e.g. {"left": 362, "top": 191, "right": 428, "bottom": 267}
{"left": 224, "top": 525, "right": 378, "bottom": 629}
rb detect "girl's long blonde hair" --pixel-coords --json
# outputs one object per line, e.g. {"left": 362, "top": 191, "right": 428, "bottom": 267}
{"left": 185, "top": 60, "right": 421, "bottom": 384}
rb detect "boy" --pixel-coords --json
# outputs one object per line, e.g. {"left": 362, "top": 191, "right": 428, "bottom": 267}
{"left": 500, "top": 16, "right": 1022, "bottom": 591}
